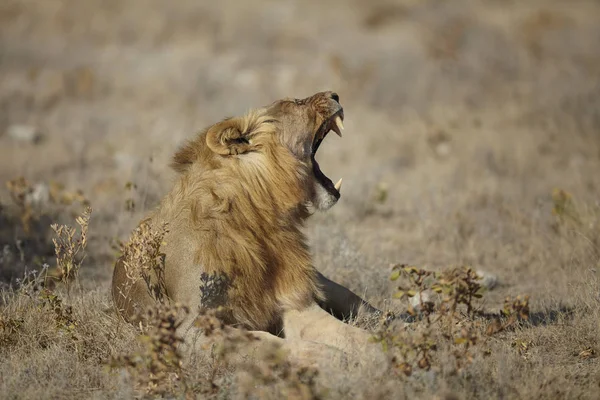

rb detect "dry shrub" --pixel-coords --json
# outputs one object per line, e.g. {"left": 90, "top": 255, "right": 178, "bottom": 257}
{"left": 551, "top": 188, "right": 581, "bottom": 225}
{"left": 0, "top": 313, "right": 23, "bottom": 348}
{"left": 109, "top": 303, "right": 190, "bottom": 398}
{"left": 107, "top": 302, "right": 324, "bottom": 399}
{"left": 0, "top": 205, "right": 138, "bottom": 399}
{"left": 1, "top": 267, "right": 85, "bottom": 357}
{"left": 0, "top": 266, "right": 138, "bottom": 399}
{"left": 5, "top": 177, "right": 37, "bottom": 234}
{"left": 193, "top": 309, "right": 325, "bottom": 400}
{"left": 236, "top": 354, "right": 323, "bottom": 400}
{"left": 49, "top": 206, "right": 92, "bottom": 294}
{"left": 124, "top": 181, "right": 138, "bottom": 213}
{"left": 1, "top": 208, "right": 93, "bottom": 353}
{"left": 6, "top": 177, "right": 90, "bottom": 235}
{"left": 373, "top": 265, "right": 531, "bottom": 377}
{"left": 116, "top": 221, "right": 169, "bottom": 304}
{"left": 38, "top": 288, "right": 79, "bottom": 341}
{"left": 2, "top": 177, "right": 92, "bottom": 286}
{"left": 108, "top": 220, "right": 192, "bottom": 397}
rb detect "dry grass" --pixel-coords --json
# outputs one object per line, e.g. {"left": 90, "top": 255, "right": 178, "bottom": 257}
{"left": 1, "top": 0, "right": 600, "bottom": 398}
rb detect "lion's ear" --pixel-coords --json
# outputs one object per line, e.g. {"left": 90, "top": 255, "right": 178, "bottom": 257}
{"left": 206, "top": 117, "right": 254, "bottom": 156}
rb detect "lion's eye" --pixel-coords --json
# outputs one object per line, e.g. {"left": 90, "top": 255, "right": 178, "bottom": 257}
{"left": 293, "top": 99, "right": 304, "bottom": 105}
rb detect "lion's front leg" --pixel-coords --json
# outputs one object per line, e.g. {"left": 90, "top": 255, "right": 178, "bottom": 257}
{"left": 315, "top": 271, "right": 383, "bottom": 321}
{"left": 316, "top": 271, "right": 412, "bottom": 325}
{"left": 179, "top": 317, "right": 347, "bottom": 368}
{"left": 282, "top": 303, "right": 387, "bottom": 365}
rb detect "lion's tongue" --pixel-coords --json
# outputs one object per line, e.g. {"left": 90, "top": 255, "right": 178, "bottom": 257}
{"left": 312, "top": 156, "right": 341, "bottom": 199}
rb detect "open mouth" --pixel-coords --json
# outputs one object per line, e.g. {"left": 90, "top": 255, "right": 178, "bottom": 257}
{"left": 311, "top": 110, "right": 344, "bottom": 199}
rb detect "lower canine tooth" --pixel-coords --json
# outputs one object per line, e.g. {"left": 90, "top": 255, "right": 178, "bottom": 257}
{"left": 334, "top": 178, "right": 343, "bottom": 191}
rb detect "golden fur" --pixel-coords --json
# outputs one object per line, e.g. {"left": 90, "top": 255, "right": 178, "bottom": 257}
{"left": 112, "top": 92, "right": 347, "bottom": 333}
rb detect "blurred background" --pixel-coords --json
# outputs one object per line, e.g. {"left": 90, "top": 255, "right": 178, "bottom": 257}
{"left": 1, "top": 0, "right": 599, "bottom": 308}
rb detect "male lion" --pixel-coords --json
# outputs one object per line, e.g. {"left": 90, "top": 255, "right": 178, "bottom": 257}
{"left": 112, "top": 91, "right": 388, "bottom": 365}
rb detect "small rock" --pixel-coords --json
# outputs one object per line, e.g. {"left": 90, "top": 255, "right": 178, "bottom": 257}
{"left": 477, "top": 270, "right": 498, "bottom": 290}
{"left": 409, "top": 290, "right": 433, "bottom": 310}
{"left": 113, "top": 152, "right": 139, "bottom": 171}
{"left": 6, "top": 124, "right": 43, "bottom": 144}
{"left": 435, "top": 142, "right": 451, "bottom": 156}
{"left": 25, "top": 183, "right": 50, "bottom": 208}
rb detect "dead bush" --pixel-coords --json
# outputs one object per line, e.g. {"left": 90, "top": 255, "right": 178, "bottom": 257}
{"left": 372, "top": 265, "right": 531, "bottom": 377}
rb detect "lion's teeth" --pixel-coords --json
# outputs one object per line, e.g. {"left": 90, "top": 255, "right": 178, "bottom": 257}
{"left": 332, "top": 116, "right": 344, "bottom": 137}
{"left": 334, "top": 178, "right": 342, "bottom": 191}
{"left": 335, "top": 116, "right": 344, "bottom": 131}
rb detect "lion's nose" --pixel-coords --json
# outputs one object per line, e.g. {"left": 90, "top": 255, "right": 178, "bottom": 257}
{"left": 330, "top": 93, "right": 340, "bottom": 103}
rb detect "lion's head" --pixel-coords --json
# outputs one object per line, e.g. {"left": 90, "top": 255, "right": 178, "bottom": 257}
{"left": 172, "top": 91, "right": 344, "bottom": 212}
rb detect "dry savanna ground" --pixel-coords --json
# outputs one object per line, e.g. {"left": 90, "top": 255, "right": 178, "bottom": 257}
{"left": 1, "top": 0, "right": 600, "bottom": 399}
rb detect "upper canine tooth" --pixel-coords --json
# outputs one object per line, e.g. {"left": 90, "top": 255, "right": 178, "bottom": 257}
{"left": 334, "top": 178, "right": 343, "bottom": 191}
{"left": 332, "top": 116, "right": 344, "bottom": 137}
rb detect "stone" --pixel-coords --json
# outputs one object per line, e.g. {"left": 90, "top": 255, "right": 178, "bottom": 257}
{"left": 476, "top": 270, "right": 498, "bottom": 290}
{"left": 6, "top": 124, "right": 43, "bottom": 144}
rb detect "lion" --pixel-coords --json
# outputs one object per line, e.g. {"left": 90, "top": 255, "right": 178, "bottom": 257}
{"left": 112, "top": 91, "right": 389, "bottom": 365}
